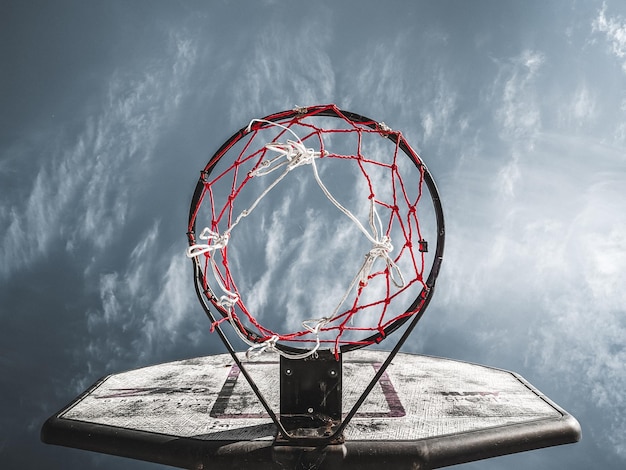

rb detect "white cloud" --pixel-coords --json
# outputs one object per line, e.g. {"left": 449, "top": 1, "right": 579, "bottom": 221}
{"left": 84, "top": 223, "right": 197, "bottom": 371}
{"left": 572, "top": 84, "right": 597, "bottom": 122}
{"left": 243, "top": 198, "right": 294, "bottom": 319}
{"left": 559, "top": 83, "right": 597, "bottom": 129}
{"left": 228, "top": 10, "right": 335, "bottom": 125}
{"left": 99, "top": 273, "right": 122, "bottom": 325}
{"left": 495, "top": 152, "right": 521, "bottom": 198}
{"left": 482, "top": 50, "right": 547, "bottom": 203}
{"left": 430, "top": 131, "right": 626, "bottom": 458}
{"left": 419, "top": 72, "right": 458, "bottom": 145}
{"left": 264, "top": 197, "right": 292, "bottom": 269}
{"left": 493, "top": 50, "right": 545, "bottom": 146}
{"left": 421, "top": 114, "right": 434, "bottom": 141}
{"left": 150, "top": 252, "right": 197, "bottom": 339}
{"left": 126, "top": 222, "right": 160, "bottom": 300}
{"left": 342, "top": 36, "right": 461, "bottom": 151}
{"left": 593, "top": 2, "right": 626, "bottom": 73}
{"left": 0, "top": 32, "right": 197, "bottom": 279}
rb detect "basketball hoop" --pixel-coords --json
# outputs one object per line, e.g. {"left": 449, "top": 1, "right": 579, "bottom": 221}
{"left": 42, "top": 106, "right": 580, "bottom": 466}
{"left": 186, "top": 104, "right": 444, "bottom": 359}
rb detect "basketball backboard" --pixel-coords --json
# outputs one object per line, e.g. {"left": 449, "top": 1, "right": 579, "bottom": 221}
{"left": 41, "top": 350, "right": 580, "bottom": 469}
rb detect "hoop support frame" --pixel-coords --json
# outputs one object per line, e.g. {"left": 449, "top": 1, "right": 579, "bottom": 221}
{"left": 187, "top": 105, "right": 445, "bottom": 445}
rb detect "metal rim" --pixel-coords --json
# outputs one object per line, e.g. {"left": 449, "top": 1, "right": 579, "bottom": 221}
{"left": 187, "top": 104, "right": 445, "bottom": 354}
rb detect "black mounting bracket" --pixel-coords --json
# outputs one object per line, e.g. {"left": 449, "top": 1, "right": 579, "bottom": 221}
{"left": 277, "top": 350, "right": 343, "bottom": 444}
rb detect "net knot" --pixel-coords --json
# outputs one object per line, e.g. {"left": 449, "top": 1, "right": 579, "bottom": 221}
{"left": 246, "top": 335, "right": 280, "bottom": 359}
{"left": 217, "top": 292, "right": 239, "bottom": 310}
{"left": 360, "top": 236, "right": 405, "bottom": 288}
{"left": 185, "top": 227, "right": 230, "bottom": 258}
{"left": 209, "top": 317, "right": 228, "bottom": 333}
{"left": 293, "top": 105, "right": 308, "bottom": 115}
{"left": 302, "top": 317, "right": 330, "bottom": 334}
{"left": 250, "top": 140, "right": 324, "bottom": 177}
{"left": 378, "top": 122, "right": 392, "bottom": 133}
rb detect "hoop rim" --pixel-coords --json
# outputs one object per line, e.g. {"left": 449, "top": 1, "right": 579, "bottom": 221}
{"left": 187, "top": 104, "right": 445, "bottom": 354}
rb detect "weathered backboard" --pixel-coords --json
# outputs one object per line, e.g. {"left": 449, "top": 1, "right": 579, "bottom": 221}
{"left": 41, "top": 351, "right": 580, "bottom": 469}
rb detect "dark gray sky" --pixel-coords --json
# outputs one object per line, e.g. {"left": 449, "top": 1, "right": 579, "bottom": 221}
{"left": 2, "top": 1, "right": 626, "bottom": 469}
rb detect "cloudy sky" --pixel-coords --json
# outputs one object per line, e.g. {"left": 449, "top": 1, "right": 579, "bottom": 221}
{"left": 2, "top": 1, "right": 626, "bottom": 469}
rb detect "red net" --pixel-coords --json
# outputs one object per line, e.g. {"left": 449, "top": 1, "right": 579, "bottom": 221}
{"left": 187, "top": 105, "right": 439, "bottom": 357}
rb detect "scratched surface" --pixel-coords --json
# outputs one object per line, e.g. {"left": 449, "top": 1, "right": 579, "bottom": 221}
{"left": 60, "top": 351, "right": 560, "bottom": 441}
